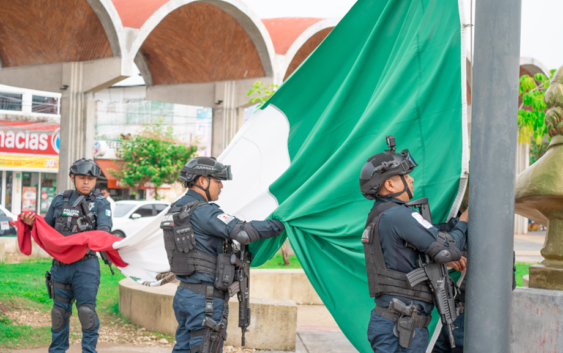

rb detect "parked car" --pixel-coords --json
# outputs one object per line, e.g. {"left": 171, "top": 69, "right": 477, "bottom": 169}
{"left": 111, "top": 200, "right": 169, "bottom": 238}
{"left": 0, "top": 204, "right": 17, "bottom": 237}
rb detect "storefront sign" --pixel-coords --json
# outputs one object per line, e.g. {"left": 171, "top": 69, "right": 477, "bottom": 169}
{"left": 0, "top": 121, "right": 59, "bottom": 156}
{"left": 22, "top": 186, "right": 37, "bottom": 212}
{"left": 0, "top": 154, "right": 58, "bottom": 170}
{"left": 41, "top": 186, "right": 56, "bottom": 213}
{"left": 107, "top": 179, "right": 170, "bottom": 190}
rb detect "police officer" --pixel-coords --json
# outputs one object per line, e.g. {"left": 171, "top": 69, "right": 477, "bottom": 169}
{"left": 359, "top": 136, "right": 469, "bottom": 353}
{"left": 21, "top": 158, "right": 112, "bottom": 353}
{"left": 161, "top": 157, "right": 285, "bottom": 353}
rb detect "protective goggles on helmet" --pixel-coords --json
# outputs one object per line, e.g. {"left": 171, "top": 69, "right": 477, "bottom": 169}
{"left": 213, "top": 165, "right": 232, "bottom": 181}
{"left": 400, "top": 149, "right": 418, "bottom": 172}
{"left": 71, "top": 164, "right": 101, "bottom": 177}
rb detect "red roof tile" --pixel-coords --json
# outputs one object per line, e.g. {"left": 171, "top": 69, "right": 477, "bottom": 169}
{"left": 112, "top": 0, "right": 169, "bottom": 29}
{"left": 262, "top": 18, "right": 324, "bottom": 54}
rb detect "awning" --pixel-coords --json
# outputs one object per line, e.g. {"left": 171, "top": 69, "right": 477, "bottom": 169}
{"left": 95, "top": 159, "right": 171, "bottom": 190}
{"left": 95, "top": 159, "right": 125, "bottom": 189}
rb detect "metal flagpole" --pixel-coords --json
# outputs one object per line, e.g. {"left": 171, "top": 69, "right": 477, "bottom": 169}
{"left": 464, "top": 0, "right": 522, "bottom": 352}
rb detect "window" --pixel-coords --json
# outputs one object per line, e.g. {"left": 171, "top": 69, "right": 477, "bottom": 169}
{"left": 133, "top": 204, "right": 154, "bottom": 218}
{"left": 0, "top": 92, "right": 22, "bottom": 111}
{"left": 125, "top": 101, "right": 174, "bottom": 125}
{"left": 114, "top": 203, "right": 136, "bottom": 218}
{"left": 32, "top": 95, "right": 59, "bottom": 115}
{"left": 154, "top": 204, "right": 168, "bottom": 214}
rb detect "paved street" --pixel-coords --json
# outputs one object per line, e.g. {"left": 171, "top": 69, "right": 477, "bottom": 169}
{"left": 514, "top": 230, "right": 545, "bottom": 263}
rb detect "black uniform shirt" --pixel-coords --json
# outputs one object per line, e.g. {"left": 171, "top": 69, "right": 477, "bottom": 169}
{"left": 175, "top": 189, "right": 284, "bottom": 285}
{"left": 44, "top": 189, "right": 112, "bottom": 231}
{"left": 374, "top": 197, "right": 468, "bottom": 314}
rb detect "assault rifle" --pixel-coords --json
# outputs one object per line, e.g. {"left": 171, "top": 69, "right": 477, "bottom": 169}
{"left": 230, "top": 244, "right": 252, "bottom": 346}
{"left": 74, "top": 196, "right": 115, "bottom": 275}
{"left": 404, "top": 198, "right": 459, "bottom": 349}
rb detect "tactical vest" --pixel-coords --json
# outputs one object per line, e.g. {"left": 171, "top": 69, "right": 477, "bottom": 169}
{"left": 161, "top": 200, "right": 236, "bottom": 291}
{"left": 54, "top": 190, "right": 99, "bottom": 236}
{"left": 362, "top": 201, "right": 434, "bottom": 303}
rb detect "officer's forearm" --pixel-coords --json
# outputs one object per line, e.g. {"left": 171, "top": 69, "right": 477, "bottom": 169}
{"left": 449, "top": 222, "right": 468, "bottom": 251}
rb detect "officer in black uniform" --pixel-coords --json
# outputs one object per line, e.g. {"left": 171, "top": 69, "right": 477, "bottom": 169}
{"left": 358, "top": 136, "right": 469, "bottom": 353}
{"left": 161, "top": 157, "right": 285, "bottom": 353}
{"left": 21, "top": 158, "right": 112, "bottom": 353}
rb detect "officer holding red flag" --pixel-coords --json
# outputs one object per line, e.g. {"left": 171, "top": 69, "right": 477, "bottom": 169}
{"left": 21, "top": 158, "right": 112, "bottom": 353}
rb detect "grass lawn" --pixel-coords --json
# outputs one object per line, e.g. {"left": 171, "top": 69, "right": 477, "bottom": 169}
{"left": 0, "top": 258, "right": 174, "bottom": 350}
{"left": 515, "top": 262, "right": 536, "bottom": 287}
{"left": 254, "top": 253, "right": 302, "bottom": 269}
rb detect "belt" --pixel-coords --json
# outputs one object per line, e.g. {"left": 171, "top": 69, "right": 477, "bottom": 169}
{"left": 179, "top": 282, "right": 226, "bottom": 299}
{"left": 375, "top": 305, "right": 432, "bottom": 328}
{"left": 53, "top": 253, "right": 97, "bottom": 267}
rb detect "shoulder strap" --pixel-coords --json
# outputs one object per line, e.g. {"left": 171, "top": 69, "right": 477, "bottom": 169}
{"left": 365, "top": 201, "right": 400, "bottom": 227}
{"left": 367, "top": 202, "right": 400, "bottom": 269}
{"left": 178, "top": 200, "right": 207, "bottom": 220}
{"left": 62, "top": 190, "right": 73, "bottom": 208}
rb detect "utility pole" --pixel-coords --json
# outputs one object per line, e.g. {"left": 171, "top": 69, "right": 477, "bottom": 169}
{"left": 465, "top": 0, "right": 522, "bottom": 352}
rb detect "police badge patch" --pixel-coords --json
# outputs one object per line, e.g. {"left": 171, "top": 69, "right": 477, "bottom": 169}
{"left": 411, "top": 212, "right": 433, "bottom": 229}
{"left": 62, "top": 209, "right": 80, "bottom": 217}
{"left": 217, "top": 213, "right": 235, "bottom": 225}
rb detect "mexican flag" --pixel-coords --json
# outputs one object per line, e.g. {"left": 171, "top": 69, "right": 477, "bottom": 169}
{"left": 217, "top": 0, "right": 469, "bottom": 351}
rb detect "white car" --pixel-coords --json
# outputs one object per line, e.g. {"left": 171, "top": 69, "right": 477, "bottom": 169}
{"left": 0, "top": 204, "right": 17, "bottom": 237}
{"left": 111, "top": 200, "right": 169, "bottom": 238}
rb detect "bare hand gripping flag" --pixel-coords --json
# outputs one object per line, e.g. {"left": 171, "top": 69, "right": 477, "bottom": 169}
{"left": 217, "top": 0, "right": 469, "bottom": 351}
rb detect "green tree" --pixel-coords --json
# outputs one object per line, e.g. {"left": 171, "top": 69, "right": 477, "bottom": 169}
{"left": 247, "top": 81, "right": 279, "bottom": 109}
{"left": 518, "top": 71, "right": 555, "bottom": 145}
{"left": 111, "top": 120, "right": 197, "bottom": 199}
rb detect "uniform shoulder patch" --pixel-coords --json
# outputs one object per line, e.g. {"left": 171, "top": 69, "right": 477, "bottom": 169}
{"left": 217, "top": 213, "right": 235, "bottom": 225}
{"left": 105, "top": 209, "right": 111, "bottom": 217}
{"left": 411, "top": 212, "right": 433, "bottom": 229}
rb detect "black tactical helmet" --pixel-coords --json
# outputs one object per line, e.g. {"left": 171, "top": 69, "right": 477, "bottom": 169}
{"left": 181, "top": 157, "right": 232, "bottom": 201}
{"left": 69, "top": 158, "right": 102, "bottom": 177}
{"left": 180, "top": 157, "right": 232, "bottom": 185}
{"left": 359, "top": 136, "right": 417, "bottom": 200}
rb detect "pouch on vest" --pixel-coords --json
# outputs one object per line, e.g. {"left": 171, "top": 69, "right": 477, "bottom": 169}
{"left": 214, "top": 253, "right": 235, "bottom": 291}
{"left": 172, "top": 208, "right": 197, "bottom": 253}
{"left": 160, "top": 214, "right": 176, "bottom": 263}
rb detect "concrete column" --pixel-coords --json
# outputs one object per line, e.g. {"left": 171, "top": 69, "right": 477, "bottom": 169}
{"left": 57, "top": 62, "right": 86, "bottom": 192}
{"left": 211, "top": 81, "right": 244, "bottom": 157}
{"left": 84, "top": 92, "right": 96, "bottom": 160}
{"left": 514, "top": 142, "right": 529, "bottom": 234}
{"left": 12, "top": 171, "right": 22, "bottom": 215}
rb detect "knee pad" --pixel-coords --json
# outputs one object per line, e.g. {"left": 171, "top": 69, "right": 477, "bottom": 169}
{"left": 51, "top": 305, "right": 70, "bottom": 332}
{"left": 77, "top": 304, "right": 98, "bottom": 332}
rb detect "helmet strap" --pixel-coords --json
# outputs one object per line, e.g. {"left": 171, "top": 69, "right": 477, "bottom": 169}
{"left": 192, "top": 176, "right": 212, "bottom": 201}
{"left": 378, "top": 175, "right": 413, "bottom": 200}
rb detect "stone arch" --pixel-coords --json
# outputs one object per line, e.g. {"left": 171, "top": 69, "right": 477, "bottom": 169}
{"left": 519, "top": 57, "right": 549, "bottom": 78}
{"left": 128, "top": 0, "right": 276, "bottom": 87}
{"left": 0, "top": 0, "right": 126, "bottom": 68}
{"left": 281, "top": 18, "right": 339, "bottom": 81}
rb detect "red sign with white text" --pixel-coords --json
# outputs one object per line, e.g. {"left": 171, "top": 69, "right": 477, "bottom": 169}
{"left": 0, "top": 121, "right": 60, "bottom": 156}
